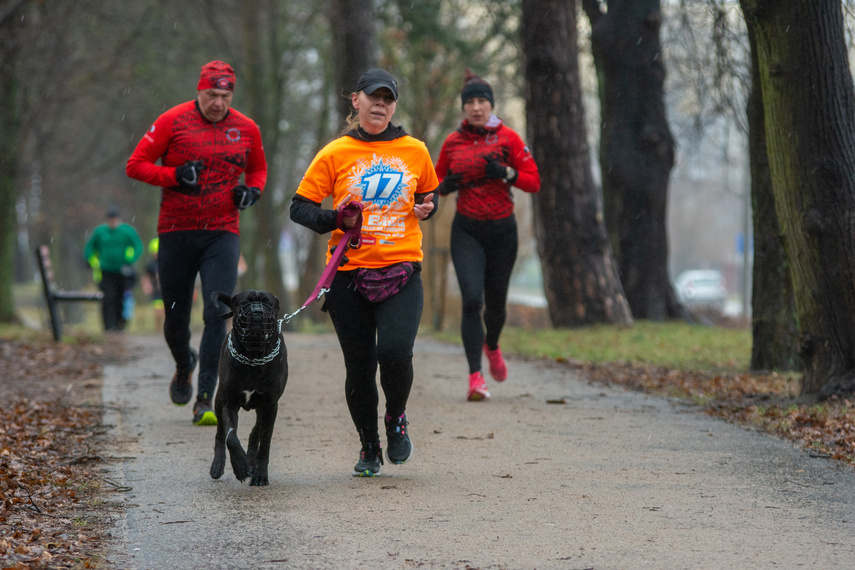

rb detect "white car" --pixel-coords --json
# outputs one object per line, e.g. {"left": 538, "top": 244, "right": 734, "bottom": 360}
{"left": 675, "top": 270, "right": 728, "bottom": 309}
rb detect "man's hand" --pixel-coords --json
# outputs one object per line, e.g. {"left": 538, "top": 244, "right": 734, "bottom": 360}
{"left": 232, "top": 185, "right": 261, "bottom": 210}
{"left": 175, "top": 160, "right": 205, "bottom": 193}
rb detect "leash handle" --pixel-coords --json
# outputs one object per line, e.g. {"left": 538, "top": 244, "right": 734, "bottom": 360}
{"left": 283, "top": 201, "right": 363, "bottom": 323}
{"left": 337, "top": 200, "right": 364, "bottom": 248}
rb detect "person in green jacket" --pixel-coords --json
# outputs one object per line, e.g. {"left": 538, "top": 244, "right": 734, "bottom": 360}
{"left": 83, "top": 206, "right": 143, "bottom": 331}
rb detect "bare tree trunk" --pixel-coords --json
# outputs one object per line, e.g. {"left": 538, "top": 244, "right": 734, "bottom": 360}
{"left": 744, "top": 18, "right": 798, "bottom": 372}
{"left": 582, "top": 0, "right": 683, "bottom": 321}
{"left": 329, "top": 0, "right": 376, "bottom": 131}
{"left": 295, "top": 62, "right": 336, "bottom": 324}
{"left": 0, "top": 6, "right": 23, "bottom": 323}
{"left": 239, "top": 0, "right": 288, "bottom": 307}
{"left": 292, "top": 0, "right": 376, "bottom": 323}
{"left": 741, "top": 0, "right": 855, "bottom": 397}
{"left": 521, "top": 0, "right": 632, "bottom": 327}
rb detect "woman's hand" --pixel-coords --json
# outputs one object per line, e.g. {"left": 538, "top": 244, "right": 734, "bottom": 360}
{"left": 337, "top": 200, "right": 364, "bottom": 229}
{"left": 413, "top": 193, "right": 435, "bottom": 220}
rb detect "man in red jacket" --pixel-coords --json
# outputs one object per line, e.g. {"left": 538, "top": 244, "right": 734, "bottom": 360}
{"left": 127, "top": 60, "right": 267, "bottom": 426}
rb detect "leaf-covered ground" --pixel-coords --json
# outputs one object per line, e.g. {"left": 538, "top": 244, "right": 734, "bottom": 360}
{"left": 0, "top": 336, "right": 126, "bottom": 570}
{"left": 1, "top": 332, "right": 853, "bottom": 569}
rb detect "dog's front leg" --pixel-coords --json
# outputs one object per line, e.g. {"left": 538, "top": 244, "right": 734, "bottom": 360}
{"left": 223, "top": 405, "right": 250, "bottom": 482}
{"left": 248, "top": 402, "right": 278, "bottom": 486}
{"left": 210, "top": 393, "right": 228, "bottom": 479}
{"left": 210, "top": 413, "right": 227, "bottom": 480}
{"left": 246, "top": 416, "right": 261, "bottom": 470}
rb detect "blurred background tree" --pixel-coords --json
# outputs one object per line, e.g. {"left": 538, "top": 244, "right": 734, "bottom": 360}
{"left": 583, "top": 0, "right": 682, "bottom": 322}
{"left": 521, "top": 0, "right": 631, "bottom": 326}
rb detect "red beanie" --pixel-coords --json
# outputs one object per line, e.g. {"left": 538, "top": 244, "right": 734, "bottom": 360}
{"left": 197, "top": 60, "right": 235, "bottom": 92}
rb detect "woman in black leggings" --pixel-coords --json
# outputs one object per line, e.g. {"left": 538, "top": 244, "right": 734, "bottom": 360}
{"left": 323, "top": 270, "right": 423, "bottom": 446}
{"left": 290, "top": 69, "right": 438, "bottom": 476}
{"left": 435, "top": 69, "right": 540, "bottom": 401}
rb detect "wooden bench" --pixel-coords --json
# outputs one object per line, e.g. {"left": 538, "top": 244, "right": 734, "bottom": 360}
{"left": 35, "top": 244, "right": 103, "bottom": 341}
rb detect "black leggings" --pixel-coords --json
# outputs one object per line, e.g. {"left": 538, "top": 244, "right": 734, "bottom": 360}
{"left": 323, "top": 269, "right": 423, "bottom": 440}
{"left": 450, "top": 213, "right": 518, "bottom": 374}
{"left": 158, "top": 231, "right": 239, "bottom": 403}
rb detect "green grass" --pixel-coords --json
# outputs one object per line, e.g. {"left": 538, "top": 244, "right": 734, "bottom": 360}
{"left": 433, "top": 320, "right": 752, "bottom": 374}
{"left": 0, "top": 322, "right": 53, "bottom": 342}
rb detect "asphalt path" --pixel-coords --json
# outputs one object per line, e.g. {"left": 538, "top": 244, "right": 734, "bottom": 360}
{"left": 102, "top": 333, "right": 855, "bottom": 569}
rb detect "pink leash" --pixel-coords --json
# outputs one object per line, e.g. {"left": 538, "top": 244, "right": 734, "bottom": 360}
{"left": 283, "top": 201, "right": 363, "bottom": 323}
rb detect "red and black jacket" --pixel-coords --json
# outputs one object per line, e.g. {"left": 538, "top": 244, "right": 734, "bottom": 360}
{"left": 435, "top": 116, "right": 540, "bottom": 220}
{"left": 127, "top": 100, "right": 267, "bottom": 234}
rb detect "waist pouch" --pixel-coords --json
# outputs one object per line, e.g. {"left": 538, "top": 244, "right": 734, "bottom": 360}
{"left": 352, "top": 262, "right": 417, "bottom": 303}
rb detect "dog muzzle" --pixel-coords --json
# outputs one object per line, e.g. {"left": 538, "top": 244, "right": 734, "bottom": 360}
{"left": 234, "top": 301, "right": 279, "bottom": 352}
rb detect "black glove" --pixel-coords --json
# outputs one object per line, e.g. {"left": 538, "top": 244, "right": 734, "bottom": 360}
{"left": 436, "top": 172, "right": 462, "bottom": 196}
{"left": 175, "top": 160, "right": 205, "bottom": 193}
{"left": 329, "top": 245, "right": 349, "bottom": 267}
{"left": 484, "top": 158, "right": 509, "bottom": 180}
{"left": 232, "top": 185, "right": 261, "bottom": 210}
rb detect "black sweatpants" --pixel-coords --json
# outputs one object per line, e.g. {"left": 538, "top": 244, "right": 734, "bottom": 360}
{"left": 450, "top": 213, "right": 518, "bottom": 374}
{"left": 158, "top": 230, "right": 239, "bottom": 403}
{"left": 99, "top": 270, "right": 125, "bottom": 331}
{"left": 323, "top": 269, "right": 423, "bottom": 441}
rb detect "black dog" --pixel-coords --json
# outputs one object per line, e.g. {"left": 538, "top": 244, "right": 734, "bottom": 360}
{"left": 209, "top": 290, "right": 288, "bottom": 486}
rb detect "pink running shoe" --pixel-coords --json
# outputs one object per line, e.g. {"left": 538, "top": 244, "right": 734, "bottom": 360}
{"left": 467, "top": 372, "right": 491, "bottom": 401}
{"left": 484, "top": 344, "right": 508, "bottom": 382}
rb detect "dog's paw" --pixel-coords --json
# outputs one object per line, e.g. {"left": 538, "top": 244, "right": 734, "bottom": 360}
{"left": 226, "top": 428, "right": 249, "bottom": 481}
{"left": 250, "top": 474, "right": 269, "bottom": 486}
{"left": 210, "top": 457, "right": 225, "bottom": 479}
{"left": 230, "top": 459, "right": 249, "bottom": 482}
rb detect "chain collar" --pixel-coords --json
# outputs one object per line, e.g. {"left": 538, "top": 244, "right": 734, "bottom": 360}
{"left": 227, "top": 319, "right": 283, "bottom": 367}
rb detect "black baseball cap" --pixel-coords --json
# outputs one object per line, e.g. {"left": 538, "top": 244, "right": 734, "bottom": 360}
{"left": 106, "top": 206, "right": 120, "bottom": 218}
{"left": 355, "top": 69, "right": 398, "bottom": 100}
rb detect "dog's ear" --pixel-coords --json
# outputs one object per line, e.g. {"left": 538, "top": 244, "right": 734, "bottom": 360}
{"left": 263, "top": 292, "right": 281, "bottom": 317}
{"left": 213, "top": 291, "right": 234, "bottom": 320}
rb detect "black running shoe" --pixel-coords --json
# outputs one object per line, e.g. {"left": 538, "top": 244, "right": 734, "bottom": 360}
{"left": 385, "top": 413, "right": 413, "bottom": 464}
{"left": 192, "top": 399, "right": 217, "bottom": 426}
{"left": 353, "top": 441, "right": 383, "bottom": 477}
{"left": 169, "top": 348, "right": 197, "bottom": 406}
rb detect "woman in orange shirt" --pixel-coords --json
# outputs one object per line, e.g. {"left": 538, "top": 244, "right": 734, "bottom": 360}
{"left": 290, "top": 69, "right": 438, "bottom": 477}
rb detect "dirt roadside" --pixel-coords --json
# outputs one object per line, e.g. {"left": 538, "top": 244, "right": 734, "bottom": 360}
{"left": 99, "top": 333, "right": 854, "bottom": 569}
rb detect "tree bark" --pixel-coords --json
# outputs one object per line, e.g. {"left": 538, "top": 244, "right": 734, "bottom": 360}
{"left": 292, "top": 0, "right": 376, "bottom": 323}
{"left": 582, "top": 0, "right": 684, "bottom": 321}
{"left": 741, "top": 0, "right": 855, "bottom": 396}
{"left": 744, "top": 16, "right": 799, "bottom": 372}
{"left": 521, "top": 0, "right": 632, "bottom": 327}
{"left": 329, "top": 0, "right": 376, "bottom": 131}
{"left": 295, "top": 57, "right": 336, "bottom": 324}
{"left": 0, "top": 3, "right": 25, "bottom": 323}
{"left": 238, "top": 1, "right": 289, "bottom": 310}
